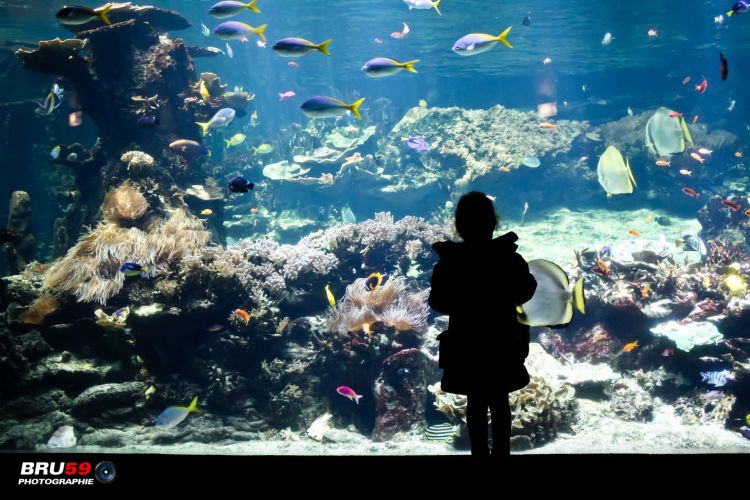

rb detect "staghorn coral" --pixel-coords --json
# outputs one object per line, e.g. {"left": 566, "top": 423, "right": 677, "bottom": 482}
{"left": 19, "top": 295, "right": 59, "bottom": 325}
{"left": 44, "top": 208, "right": 209, "bottom": 304}
{"left": 327, "top": 276, "right": 429, "bottom": 335}
{"left": 102, "top": 182, "right": 149, "bottom": 225}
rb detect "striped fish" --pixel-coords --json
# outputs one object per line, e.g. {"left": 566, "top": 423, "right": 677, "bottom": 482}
{"left": 425, "top": 423, "right": 456, "bottom": 442}
{"left": 700, "top": 370, "right": 731, "bottom": 387}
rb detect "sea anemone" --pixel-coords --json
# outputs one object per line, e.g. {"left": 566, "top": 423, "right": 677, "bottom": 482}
{"left": 102, "top": 181, "right": 149, "bottom": 225}
{"left": 19, "top": 295, "right": 59, "bottom": 325}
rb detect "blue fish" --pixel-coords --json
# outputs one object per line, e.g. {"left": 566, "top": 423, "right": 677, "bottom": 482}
{"left": 397, "top": 367, "right": 410, "bottom": 377}
{"left": 406, "top": 136, "right": 429, "bottom": 152}
{"left": 137, "top": 115, "right": 159, "bottom": 128}
{"left": 209, "top": 0, "right": 260, "bottom": 18}
{"left": 362, "top": 57, "right": 419, "bottom": 78}
{"left": 300, "top": 96, "right": 365, "bottom": 120}
{"left": 452, "top": 26, "right": 512, "bottom": 56}
{"left": 228, "top": 176, "right": 254, "bottom": 193}
{"left": 272, "top": 37, "right": 332, "bottom": 57}
{"left": 701, "top": 370, "right": 731, "bottom": 387}
{"left": 213, "top": 21, "right": 266, "bottom": 42}
{"left": 728, "top": 1, "right": 749, "bottom": 16}
{"left": 522, "top": 15, "right": 531, "bottom": 26}
{"left": 155, "top": 397, "right": 200, "bottom": 428}
{"left": 120, "top": 262, "right": 147, "bottom": 277}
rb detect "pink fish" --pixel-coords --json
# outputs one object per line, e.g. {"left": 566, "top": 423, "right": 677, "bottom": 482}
{"left": 391, "top": 22, "right": 410, "bottom": 39}
{"left": 336, "top": 386, "right": 362, "bottom": 404}
{"left": 279, "top": 91, "right": 296, "bottom": 101}
{"left": 68, "top": 111, "right": 82, "bottom": 127}
{"left": 288, "top": 61, "right": 299, "bottom": 68}
{"left": 239, "top": 37, "right": 249, "bottom": 43}
{"left": 695, "top": 76, "right": 708, "bottom": 94}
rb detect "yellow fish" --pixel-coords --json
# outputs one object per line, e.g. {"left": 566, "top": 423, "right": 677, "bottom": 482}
{"left": 325, "top": 284, "right": 336, "bottom": 307}
{"left": 199, "top": 80, "right": 210, "bottom": 103}
{"left": 418, "top": 99, "right": 427, "bottom": 108}
{"left": 622, "top": 341, "right": 639, "bottom": 353}
{"left": 200, "top": 209, "right": 213, "bottom": 216}
{"left": 253, "top": 144, "right": 273, "bottom": 155}
{"left": 224, "top": 133, "right": 246, "bottom": 149}
{"left": 251, "top": 110, "right": 258, "bottom": 121}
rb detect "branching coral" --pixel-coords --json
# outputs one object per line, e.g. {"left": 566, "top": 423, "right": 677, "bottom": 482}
{"left": 327, "top": 276, "right": 429, "bottom": 335}
{"left": 44, "top": 208, "right": 209, "bottom": 304}
{"left": 19, "top": 295, "right": 59, "bottom": 325}
{"left": 120, "top": 151, "right": 154, "bottom": 171}
{"left": 102, "top": 181, "right": 149, "bottom": 225}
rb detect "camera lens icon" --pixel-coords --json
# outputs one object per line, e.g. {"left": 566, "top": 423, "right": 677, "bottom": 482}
{"left": 94, "top": 461, "right": 116, "bottom": 484}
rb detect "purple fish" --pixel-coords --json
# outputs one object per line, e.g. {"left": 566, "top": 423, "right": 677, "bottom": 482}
{"left": 406, "top": 136, "right": 429, "bottom": 152}
{"left": 228, "top": 176, "right": 253, "bottom": 193}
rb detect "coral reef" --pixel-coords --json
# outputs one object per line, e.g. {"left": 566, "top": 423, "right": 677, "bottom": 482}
{"left": 5, "top": 191, "right": 34, "bottom": 274}
{"left": 102, "top": 182, "right": 149, "bottom": 225}
{"left": 19, "top": 295, "right": 59, "bottom": 326}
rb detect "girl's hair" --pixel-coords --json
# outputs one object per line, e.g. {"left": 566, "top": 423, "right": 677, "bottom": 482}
{"left": 455, "top": 191, "right": 498, "bottom": 242}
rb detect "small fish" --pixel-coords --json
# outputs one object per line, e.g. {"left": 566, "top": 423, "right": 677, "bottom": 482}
{"left": 228, "top": 176, "right": 253, "bottom": 193}
{"left": 362, "top": 58, "right": 419, "bottom": 77}
{"left": 201, "top": 20, "right": 211, "bottom": 37}
{"left": 391, "top": 22, "right": 410, "bottom": 39}
{"left": 406, "top": 136, "right": 429, "bottom": 152}
{"left": 721, "top": 199, "right": 741, "bottom": 211}
{"left": 602, "top": 32, "right": 613, "bottom": 45}
{"left": 655, "top": 160, "right": 670, "bottom": 166}
{"left": 120, "top": 262, "right": 147, "bottom": 277}
{"left": 647, "top": 29, "right": 657, "bottom": 37}
{"left": 745, "top": 209, "right": 750, "bottom": 216}
{"left": 397, "top": 367, "right": 410, "bottom": 377}
{"left": 325, "top": 284, "right": 336, "bottom": 307}
{"left": 622, "top": 341, "right": 639, "bottom": 353}
{"left": 234, "top": 308, "right": 251, "bottom": 325}
{"left": 662, "top": 348, "right": 674, "bottom": 357}
{"left": 68, "top": 111, "right": 82, "bottom": 127}
{"left": 300, "top": 96, "right": 365, "bottom": 120}
{"left": 336, "top": 386, "right": 363, "bottom": 404}
{"left": 725, "top": 273, "right": 746, "bottom": 294}
{"left": 67, "top": 153, "right": 78, "bottom": 162}
{"left": 288, "top": 61, "right": 299, "bottom": 68}
{"left": 539, "top": 122, "right": 555, "bottom": 129}
{"left": 727, "top": 1, "right": 749, "bottom": 17}
{"left": 145, "top": 385, "right": 156, "bottom": 398}
{"left": 50, "top": 146, "right": 61, "bottom": 160}
{"left": 341, "top": 205, "right": 356, "bottom": 224}
{"left": 155, "top": 397, "right": 200, "bottom": 428}
{"left": 679, "top": 169, "right": 692, "bottom": 176}
{"left": 214, "top": 21, "right": 267, "bottom": 42}
{"left": 641, "top": 284, "right": 650, "bottom": 299}
{"left": 374, "top": 38, "right": 383, "bottom": 45}
{"left": 697, "top": 148, "right": 712, "bottom": 155}
{"left": 692, "top": 115, "right": 699, "bottom": 124}
{"left": 695, "top": 77, "right": 708, "bottom": 94}
{"left": 250, "top": 208, "right": 258, "bottom": 213}
{"left": 196, "top": 108, "right": 236, "bottom": 136}
{"left": 628, "top": 229, "right": 641, "bottom": 236}
{"left": 137, "top": 115, "right": 159, "bottom": 128}
{"left": 200, "top": 209, "right": 213, "bottom": 216}
{"left": 198, "top": 80, "right": 210, "bottom": 102}
{"left": 253, "top": 144, "right": 273, "bottom": 155}
{"left": 169, "top": 139, "right": 210, "bottom": 157}
{"left": 272, "top": 37, "right": 332, "bottom": 57}
{"left": 206, "top": 324, "right": 225, "bottom": 332}
{"left": 224, "top": 133, "right": 246, "bottom": 149}
{"left": 403, "top": 0, "right": 441, "bottom": 15}
{"left": 669, "top": 111, "right": 683, "bottom": 118}
{"left": 209, "top": 0, "right": 261, "bottom": 18}
{"left": 746, "top": 413, "right": 750, "bottom": 426}
{"left": 715, "top": 14, "right": 724, "bottom": 24}
{"left": 597, "top": 259, "right": 610, "bottom": 276}
{"left": 719, "top": 52, "right": 728, "bottom": 81}
{"left": 486, "top": 195, "right": 496, "bottom": 202}
{"left": 56, "top": 4, "right": 112, "bottom": 26}
{"left": 728, "top": 100, "right": 736, "bottom": 112}
{"left": 543, "top": 57, "right": 552, "bottom": 65}
{"left": 418, "top": 99, "right": 427, "bottom": 107}
{"left": 226, "top": 43, "right": 234, "bottom": 58}
{"left": 279, "top": 91, "right": 296, "bottom": 101}
{"left": 701, "top": 370, "right": 731, "bottom": 387}
{"left": 251, "top": 110, "right": 258, "bottom": 122}
{"left": 682, "top": 76, "right": 691, "bottom": 85}
{"left": 581, "top": 84, "right": 588, "bottom": 92}
{"left": 0, "top": 229, "right": 18, "bottom": 243}
{"left": 690, "top": 152, "right": 704, "bottom": 163}
{"left": 499, "top": 166, "right": 511, "bottom": 172}
{"left": 681, "top": 231, "right": 707, "bottom": 255}
{"left": 365, "top": 272, "right": 383, "bottom": 291}
{"left": 682, "top": 187, "right": 700, "bottom": 198}
{"left": 627, "top": 106, "right": 633, "bottom": 116}
{"left": 522, "top": 15, "right": 531, "bottom": 26}
{"left": 736, "top": 151, "right": 743, "bottom": 158}
{"left": 257, "top": 40, "right": 266, "bottom": 48}
{"left": 36, "top": 83, "right": 63, "bottom": 116}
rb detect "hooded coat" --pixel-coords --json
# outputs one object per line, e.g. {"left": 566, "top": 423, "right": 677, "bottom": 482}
{"left": 428, "top": 232, "right": 537, "bottom": 394}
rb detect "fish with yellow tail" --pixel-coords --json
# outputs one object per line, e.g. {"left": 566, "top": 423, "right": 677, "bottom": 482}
{"left": 403, "top": 0, "right": 441, "bottom": 15}
{"left": 325, "top": 284, "right": 336, "bottom": 307}
{"left": 199, "top": 80, "right": 210, "bottom": 103}
{"left": 365, "top": 272, "right": 383, "bottom": 291}
{"left": 516, "top": 259, "right": 585, "bottom": 327}
{"left": 362, "top": 58, "right": 420, "bottom": 77}
{"left": 622, "top": 341, "right": 639, "bottom": 353}
{"left": 196, "top": 108, "right": 235, "bottom": 137}
{"left": 300, "top": 96, "right": 365, "bottom": 120}
{"left": 452, "top": 26, "right": 512, "bottom": 56}
{"left": 56, "top": 3, "right": 113, "bottom": 26}
{"left": 214, "top": 21, "right": 267, "bottom": 42}
{"left": 155, "top": 396, "right": 200, "bottom": 428}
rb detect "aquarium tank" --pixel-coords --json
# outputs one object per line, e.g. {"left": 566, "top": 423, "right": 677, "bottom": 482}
{"left": 0, "top": 0, "right": 749, "bottom": 456}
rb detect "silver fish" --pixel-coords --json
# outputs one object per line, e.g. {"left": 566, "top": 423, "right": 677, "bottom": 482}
{"left": 201, "top": 20, "right": 210, "bottom": 37}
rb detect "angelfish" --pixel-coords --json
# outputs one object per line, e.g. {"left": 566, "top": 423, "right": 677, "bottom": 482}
{"left": 155, "top": 397, "right": 200, "bottom": 428}
{"left": 516, "top": 259, "right": 586, "bottom": 327}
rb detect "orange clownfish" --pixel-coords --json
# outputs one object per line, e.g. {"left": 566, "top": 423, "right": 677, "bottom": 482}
{"left": 234, "top": 308, "right": 251, "bottom": 325}
{"left": 365, "top": 272, "right": 383, "bottom": 291}
{"left": 623, "top": 341, "right": 639, "bottom": 353}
